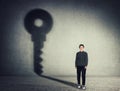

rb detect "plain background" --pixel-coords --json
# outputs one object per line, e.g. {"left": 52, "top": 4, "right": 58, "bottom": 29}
{"left": 0, "top": 0, "right": 120, "bottom": 76}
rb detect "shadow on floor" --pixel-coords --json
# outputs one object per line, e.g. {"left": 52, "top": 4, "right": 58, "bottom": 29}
{"left": 40, "top": 75, "right": 77, "bottom": 88}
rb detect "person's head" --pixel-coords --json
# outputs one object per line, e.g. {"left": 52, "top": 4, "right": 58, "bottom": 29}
{"left": 79, "top": 44, "right": 84, "bottom": 51}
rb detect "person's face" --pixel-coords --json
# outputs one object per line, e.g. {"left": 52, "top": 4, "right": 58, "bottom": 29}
{"left": 79, "top": 46, "right": 84, "bottom": 51}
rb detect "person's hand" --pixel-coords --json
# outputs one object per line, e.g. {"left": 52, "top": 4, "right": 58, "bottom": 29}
{"left": 85, "top": 66, "right": 87, "bottom": 69}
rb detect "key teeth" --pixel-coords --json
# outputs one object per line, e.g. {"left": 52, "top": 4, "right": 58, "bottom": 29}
{"left": 34, "top": 58, "right": 43, "bottom": 75}
{"left": 34, "top": 48, "right": 43, "bottom": 75}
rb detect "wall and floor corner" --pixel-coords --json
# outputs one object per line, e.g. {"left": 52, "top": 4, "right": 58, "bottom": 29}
{"left": 0, "top": 0, "right": 120, "bottom": 77}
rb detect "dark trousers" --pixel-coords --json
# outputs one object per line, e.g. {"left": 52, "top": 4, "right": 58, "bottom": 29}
{"left": 76, "top": 66, "right": 86, "bottom": 85}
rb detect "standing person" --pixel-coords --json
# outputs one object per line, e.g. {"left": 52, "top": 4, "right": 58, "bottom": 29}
{"left": 75, "top": 44, "right": 88, "bottom": 90}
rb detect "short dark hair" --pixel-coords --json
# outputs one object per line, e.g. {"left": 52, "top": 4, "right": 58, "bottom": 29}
{"left": 79, "top": 44, "right": 84, "bottom": 48}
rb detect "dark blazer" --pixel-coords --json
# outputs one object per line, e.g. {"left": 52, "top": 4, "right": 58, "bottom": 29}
{"left": 75, "top": 51, "right": 88, "bottom": 67}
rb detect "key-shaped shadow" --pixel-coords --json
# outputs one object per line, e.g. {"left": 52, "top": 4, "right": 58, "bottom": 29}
{"left": 24, "top": 9, "right": 77, "bottom": 89}
{"left": 24, "top": 9, "right": 53, "bottom": 75}
{"left": 40, "top": 75, "right": 77, "bottom": 88}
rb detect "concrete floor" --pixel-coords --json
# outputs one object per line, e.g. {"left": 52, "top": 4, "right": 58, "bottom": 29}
{"left": 0, "top": 75, "right": 120, "bottom": 91}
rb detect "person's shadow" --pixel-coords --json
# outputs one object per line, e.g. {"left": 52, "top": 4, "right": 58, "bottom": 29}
{"left": 40, "top": 75, "right": 77, "bottom": 88}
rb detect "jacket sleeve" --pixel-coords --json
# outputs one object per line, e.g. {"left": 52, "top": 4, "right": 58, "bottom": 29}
{"left": 75, "top": 53, "right": 77, "bottom": 67}
{"left": 85, "top": 52, "right": 88, "bottom": 66}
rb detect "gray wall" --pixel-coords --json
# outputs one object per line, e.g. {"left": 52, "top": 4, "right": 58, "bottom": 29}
{"left": 0, "top": 0, "right": 120, "bottom": 76}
